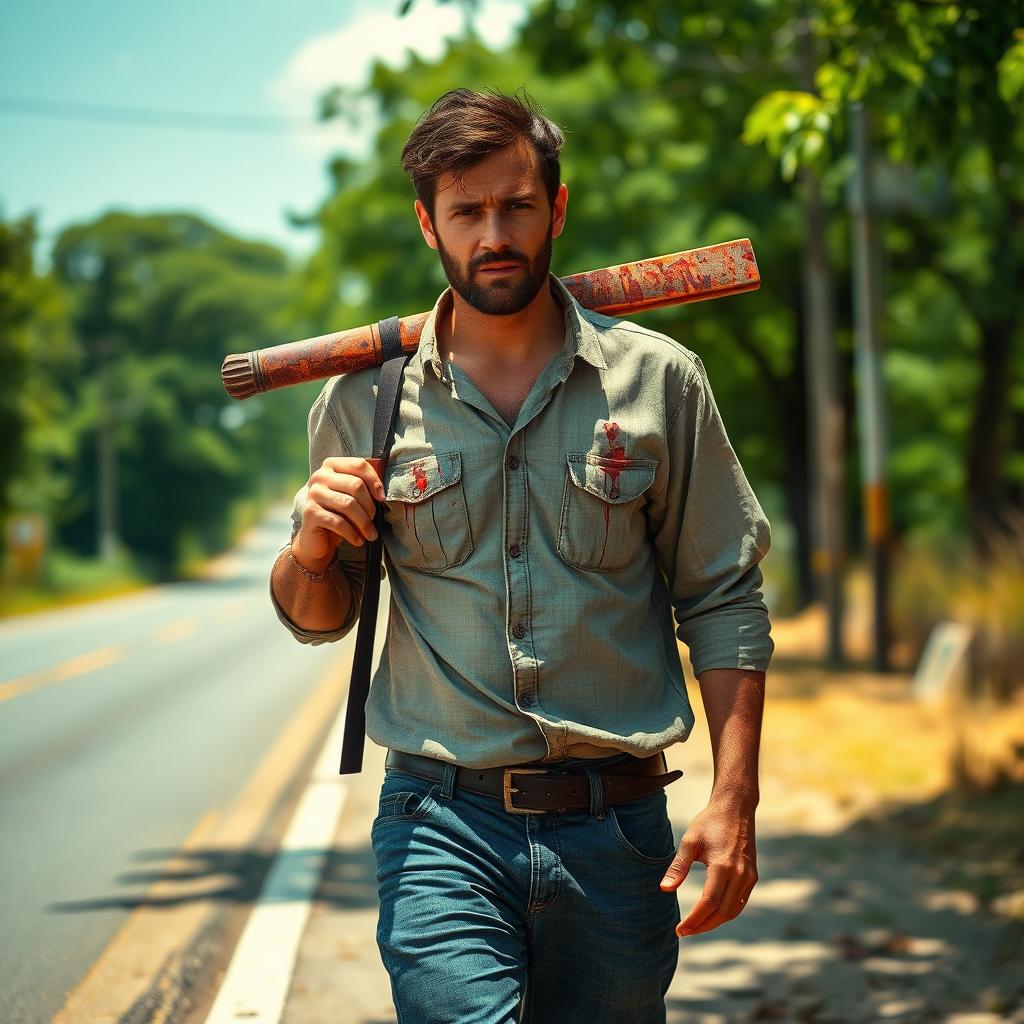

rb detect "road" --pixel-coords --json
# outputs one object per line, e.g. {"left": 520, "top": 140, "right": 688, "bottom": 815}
{"left": 0, "top": 506, "right": 348, "bottom": 1024}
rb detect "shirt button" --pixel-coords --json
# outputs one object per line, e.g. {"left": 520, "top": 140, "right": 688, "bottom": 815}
{"left": 509, "top": 544, "right": 521, "bottom": 558}
{"left": 507, "top": 455, "right": 520, "bottom": 470}
{"left": 512, "top": 623, "right": 527, "bottom": 640}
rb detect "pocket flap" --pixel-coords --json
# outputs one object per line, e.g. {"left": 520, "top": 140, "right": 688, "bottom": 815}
{"left": 384, "top": 451, "right": 462, "bottom": 504}
{"left": 566, "top": 452, "right": 656, "bottom": 503}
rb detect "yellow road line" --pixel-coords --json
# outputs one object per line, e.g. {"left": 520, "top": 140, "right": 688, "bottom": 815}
{"left": 153, "top": 618, "right": 198, "bottom": 644}
{"left": 57, "top": 806, "right": 225, "bottom": 1008}
{"left": 0, "top": 611, "right": 207, "bottom": 703}
{"left": 215, "top": 599, "right": 244, "bottom": 620}
{"left": 182, "top": 808, "right": 221, "bottom": 849}
{"left": 0, "top": 644, "right": 127, "bottom": 703}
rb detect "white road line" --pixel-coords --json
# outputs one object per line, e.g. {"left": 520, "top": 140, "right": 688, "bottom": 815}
{"left": 202, "top": 697, "right": 350, "bottom": 1023}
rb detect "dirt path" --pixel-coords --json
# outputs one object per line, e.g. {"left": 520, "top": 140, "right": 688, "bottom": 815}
{"left": 660, "top": 602, "right": 1024, "bottom": 1023}
{"left": 665, "top": 721, "right": 1024, "bottom": 1023}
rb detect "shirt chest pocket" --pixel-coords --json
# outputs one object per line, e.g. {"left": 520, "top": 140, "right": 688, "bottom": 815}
{"left": 557, "top": 453, "right": 658, "bottom": 573}
{"left": 382, "top": 451, "right": 474, "bottom": 574}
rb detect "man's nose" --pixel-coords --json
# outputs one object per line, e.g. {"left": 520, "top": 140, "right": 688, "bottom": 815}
{"left": 478, "top": 211, "right": 513, "bottom": 250}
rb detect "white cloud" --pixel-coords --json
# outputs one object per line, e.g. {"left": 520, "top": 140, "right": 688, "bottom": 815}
{"left": 267, "top": 0, "right": 529, "bottom": 160}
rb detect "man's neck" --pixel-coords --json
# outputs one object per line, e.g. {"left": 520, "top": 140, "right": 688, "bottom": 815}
{"left": 437, "top": 277, "right": 566, "bottom": 373}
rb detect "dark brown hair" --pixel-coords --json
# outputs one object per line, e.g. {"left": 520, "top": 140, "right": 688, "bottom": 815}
{"left": 400, "top": 87, "right": 564, "bottom": 219}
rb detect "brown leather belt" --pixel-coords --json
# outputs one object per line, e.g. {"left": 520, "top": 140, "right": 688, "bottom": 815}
{"left": 384, "top": 748, "right": 684, "bottom": 815}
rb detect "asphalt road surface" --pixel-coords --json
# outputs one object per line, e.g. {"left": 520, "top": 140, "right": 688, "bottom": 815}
{"left": 0, "top": 506, "right": 348, "bottom": 1024}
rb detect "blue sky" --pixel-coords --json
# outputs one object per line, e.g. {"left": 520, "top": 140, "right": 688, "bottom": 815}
{"left": 1, "top": 0, "right": 527, "bottom": 268}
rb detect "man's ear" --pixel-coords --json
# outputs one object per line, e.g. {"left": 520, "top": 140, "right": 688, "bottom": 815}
{"left": 414, "top": 199, "right": 439, "bottom": 251}
{"left": 551, "top": 183, "right": 569, "bottom": 240}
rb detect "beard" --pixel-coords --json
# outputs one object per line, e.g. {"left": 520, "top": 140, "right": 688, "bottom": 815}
{"left": 435, "top": 217, "right": 553, "bottom": 316}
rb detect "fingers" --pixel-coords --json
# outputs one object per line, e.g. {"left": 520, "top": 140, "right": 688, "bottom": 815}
{"left": 659, "top": 838, "right": 696, "bottom": 892}
{"left": 305, "top": 503, "right": 373, "bottom": 548}
{"left": 675, "top": 858, "right": 758, "bottom": 938}
{"left": 306, "top": 487, "right": 375, "bottom": 545}
{"left": 306, "top": 457, "right": 386, "bottom": 545}
{"left": 675, "top": 861, "right": 728, "bottom": 936}
{"left": 324, "top": 456, "right": 386, "bottom": 503}
{"left": 321, "top": 457, "right": 385, "bottom": 515}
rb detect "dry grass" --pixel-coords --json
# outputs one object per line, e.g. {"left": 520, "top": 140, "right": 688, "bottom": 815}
{"left": 758, "top": 597, "right": 1024, "bottom": 918}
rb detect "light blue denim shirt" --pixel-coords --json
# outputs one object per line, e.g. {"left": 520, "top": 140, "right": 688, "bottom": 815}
{"left": 270, "top": 272, "right": 774, "bottom": 768}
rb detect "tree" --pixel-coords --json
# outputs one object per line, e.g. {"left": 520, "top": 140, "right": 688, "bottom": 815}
{"left": 0, "top": 209, "right": 77, "bottom": 547}
{"left": 744, "top": 3, "right": 1024, "bottom": 558}
{"left": 47, "top": 211, "right": 315, "bottom": 575}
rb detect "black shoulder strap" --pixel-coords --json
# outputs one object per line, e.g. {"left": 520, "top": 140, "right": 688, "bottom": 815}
{"left": 338, "top": 316, "right": 410, "bottom": 775}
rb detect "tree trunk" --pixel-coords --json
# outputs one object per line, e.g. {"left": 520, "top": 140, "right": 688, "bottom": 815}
{"left": 965, "top": 313, "right": 1018, "bottom": 559}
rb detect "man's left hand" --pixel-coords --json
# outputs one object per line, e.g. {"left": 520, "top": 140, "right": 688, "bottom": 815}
{"left": 658, "top": 798, "right": 758, "bottom": 938}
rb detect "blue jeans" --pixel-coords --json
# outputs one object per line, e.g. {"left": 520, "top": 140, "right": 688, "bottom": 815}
{"left": 370, "top": 753, "right": 681, "bottom": 1023}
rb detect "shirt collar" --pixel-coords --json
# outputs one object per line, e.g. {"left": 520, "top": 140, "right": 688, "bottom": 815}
{"left": 416, "top": 271, "right": 608, "bottom": 382}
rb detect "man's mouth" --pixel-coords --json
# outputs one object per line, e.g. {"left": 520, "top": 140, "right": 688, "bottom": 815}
{"left": 477, "top": 262, "right": 523, "bottom": 274}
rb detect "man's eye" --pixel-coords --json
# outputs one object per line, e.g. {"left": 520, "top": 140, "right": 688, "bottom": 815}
{"left": 510, "top": 202, "right": 531, "bottom": 209}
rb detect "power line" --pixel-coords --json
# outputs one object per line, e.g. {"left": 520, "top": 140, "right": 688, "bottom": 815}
{"left": 0, "top": 94, "right": 343, "bottom": 136}
{"left": 0, "top": 39, "right": 792, "bottom": 142}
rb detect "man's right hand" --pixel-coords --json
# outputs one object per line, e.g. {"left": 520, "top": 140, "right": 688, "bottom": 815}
{"left": 291, "top": 457, "right": 387, "bottom": 572}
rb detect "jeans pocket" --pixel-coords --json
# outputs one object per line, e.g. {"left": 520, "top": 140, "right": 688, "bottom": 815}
{"left": 372, "top": 770, "right": 442, "bottom": 829}
{"left": 606, "top": 788, "right": 677, "bottom": 865}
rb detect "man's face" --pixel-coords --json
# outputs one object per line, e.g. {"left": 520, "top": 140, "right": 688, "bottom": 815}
{"left": 414, "top": 138, "right": 568, "bottom": 316}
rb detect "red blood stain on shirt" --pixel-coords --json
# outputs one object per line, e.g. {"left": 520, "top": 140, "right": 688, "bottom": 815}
{"left": 402, "top": 464, "right": 430, "bottom": 538}
{"left": 594, "top": 421, "right": 633, "bottom": 567}
{"left": 599, "top": 421, "right": 630, "bottom": 499}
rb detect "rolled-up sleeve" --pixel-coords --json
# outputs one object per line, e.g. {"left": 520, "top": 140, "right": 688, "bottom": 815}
{"left": 269, "top": 385, "right": 370, "bottom": 645}
{"left": 648, "top": 353, "right": 774, "bottom": 678}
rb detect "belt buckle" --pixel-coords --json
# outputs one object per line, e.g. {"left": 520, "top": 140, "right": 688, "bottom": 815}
{"left": 502, "top": 767, "right": 551, "bottom": 815}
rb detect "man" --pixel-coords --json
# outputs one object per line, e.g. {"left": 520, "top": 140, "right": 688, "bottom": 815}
{"left": 270, "top": 87, "right": 773, "bottom": 1023}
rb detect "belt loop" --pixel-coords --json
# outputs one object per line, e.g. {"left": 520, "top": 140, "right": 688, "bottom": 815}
{"left": 583, "top": 763, "right": 605, "bottom": 821}
{"left": 440, "top": 761, "right": 457, "bottom": 800}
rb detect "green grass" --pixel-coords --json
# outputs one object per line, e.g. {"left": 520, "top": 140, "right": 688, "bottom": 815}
{"left": 0, "top": 547, "right": 151, "bottom": 619}
{"left": 0, "top": 493, "right": 293, "bottom": 620}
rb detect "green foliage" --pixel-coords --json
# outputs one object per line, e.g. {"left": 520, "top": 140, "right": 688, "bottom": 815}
{"left": 0, "top": 214, "right": 37, "bottom": 498}
{"left": 742, "top": 91, "right": 836, "bottom": 181}
{"left": 737, "top": 2, "right": 1024, "bottom": 556}
{"left": 0, "top": 545, "right": 149, "bottom": 618}
{"left": 997, "top": 30, "right": 1024, "bottom": 104}
{"left": 0, "top": 209, "right": 78, "bottom": 528}
{"left": 27, "top": 210, "right": 316, "bottom": 577}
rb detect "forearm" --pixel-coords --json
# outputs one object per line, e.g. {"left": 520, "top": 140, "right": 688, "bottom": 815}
{"left": 696, "top": 667, "right": 765, "bottom": 811}
{"left": 270, "top": 544, "right": 355, "bottom": 632}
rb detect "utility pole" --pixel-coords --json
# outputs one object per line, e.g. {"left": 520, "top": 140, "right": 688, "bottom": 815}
{"left": 797, "top": 8, "right": 846, "bottom": 666}
{"left": 848, "top": 101, "right": 891, "bottom": 671}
